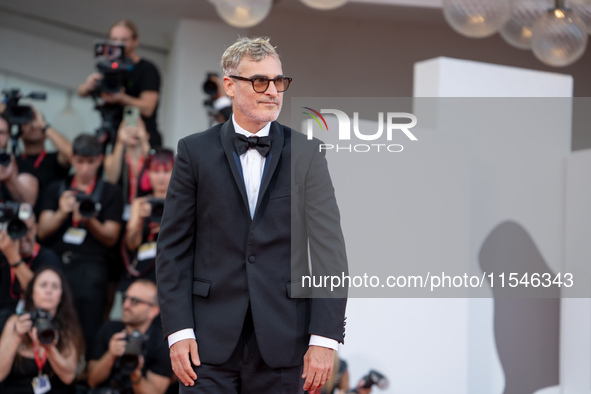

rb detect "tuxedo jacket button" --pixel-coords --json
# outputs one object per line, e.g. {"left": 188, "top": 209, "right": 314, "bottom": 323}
{"left": 248, "top": 256, "right": 256, "bottom": 263}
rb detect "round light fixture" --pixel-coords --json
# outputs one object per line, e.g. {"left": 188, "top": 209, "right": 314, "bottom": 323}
{"left": 531, "top": 7, "right": 588, "bottom": 67}
{"left": 443, "top": 0, "right": 513, "bottom": 38}
{"left": 300, "top": 0, "right": 348, "bottom": 10}
{"left": 500, "top": 0, "right": 553, "bottom": 49}
{"left": 211, "top": 0, "right": 273, "bottom": 28}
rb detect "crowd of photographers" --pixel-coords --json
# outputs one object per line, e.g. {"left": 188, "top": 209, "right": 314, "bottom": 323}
{"left": 0, "top": 19, "right": 186, "bottom": 394}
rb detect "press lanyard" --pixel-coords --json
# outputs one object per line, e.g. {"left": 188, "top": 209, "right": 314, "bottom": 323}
{"left": 32, "top": 341, "right": 48, "bottom": 374}
{"left": 125, "top": 154, "right": 145, "bottom": 203}
{"left": 22, "top": 150, "right": 47, "bottom": 170}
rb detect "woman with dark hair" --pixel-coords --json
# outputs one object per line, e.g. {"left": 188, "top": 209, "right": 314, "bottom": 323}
{"left": 110, "top": 148, "right": 174, "bottom": 320}
{"left": 123, "top": 148, "right": 173, "bottom": 287}
{"left": 0, "top": 266, "right": 84, "bottom": 393}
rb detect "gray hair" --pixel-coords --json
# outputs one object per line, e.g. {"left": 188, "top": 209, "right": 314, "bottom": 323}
{"left": 221, "top": 36, "right": 280, "bottom": 76}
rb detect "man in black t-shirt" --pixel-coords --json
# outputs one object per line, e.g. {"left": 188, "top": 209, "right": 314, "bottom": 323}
{"left": 15, "top": 106, "right": 71, "bottom": 212}
{"left": 0, "top": 209, "right": 62, "bottom": 330}
{"left": 88, "top": 279, "right": 172, "bottom": 394}
{"left": 38, "top": 134, "right": 123, "bottom": 346}
{"left": 0, "top": 113, "right": 39, "bottom": 206}
{"left": 77, "top": 19, "right": 162, "bottom": 147}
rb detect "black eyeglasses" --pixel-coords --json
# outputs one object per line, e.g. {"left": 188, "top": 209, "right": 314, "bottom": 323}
{"left": 230, "top": 75, "right": 292, "bottom": 93}
{"left": 122, "top": 293, "right": 156, "bottom": 307}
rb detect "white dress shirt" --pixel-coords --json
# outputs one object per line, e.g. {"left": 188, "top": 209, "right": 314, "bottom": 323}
{"left": 168, "top": 116, "right": 338, "bottom": 351}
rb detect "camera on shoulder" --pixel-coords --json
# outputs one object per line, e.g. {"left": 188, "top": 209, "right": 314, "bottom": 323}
{"left": 1, "top": 88, "right": 46, "bottom": 125}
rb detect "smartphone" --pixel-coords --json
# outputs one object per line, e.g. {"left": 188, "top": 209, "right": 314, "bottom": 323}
{"left": 123, "top": 106, "right": 141, "bottom": 127}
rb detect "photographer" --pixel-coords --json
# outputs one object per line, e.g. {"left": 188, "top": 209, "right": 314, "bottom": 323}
{"left": 77, "top": 20, "right": 162, "bottom": 147}
{"left": 38, "top": 134, "right": 123, "bottom": 347}
{"left": 203, "top": 73, "right": 232, "bottom": 125}
{"left": 104, "top": 119, "right": 151, "bottom": 206}
{"left": 121, "top": 147, "right": 172, "bottom": 283}
{"left": 0, "top": 206, "right": 62, "bottom": 330}
{"left": 0, "top": 114, "right": 39, "bottom": 206}
{"left": 108, "top": 148, "right": 172, "bottom": 321}
{"left": 88, "top": 279, "right": 171, "bottom": 394}
{"left": 17, "top": 106, "right": 72, "bottom": 211}
{"left": 0, "top": 267, "right": 84, "bottom": 393}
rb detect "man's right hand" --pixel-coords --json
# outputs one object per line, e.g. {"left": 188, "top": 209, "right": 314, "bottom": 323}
{"left": 108, "top": 330, "right": 128, "bottom": 358}
{"left": 58, "top": 190, "right": 76, "bottom": 216}
{"left": 170, "top": 338, "right": 200, "bottom": 387}
{"left": 83, "top": 73, "right": 102, "bottom": 95}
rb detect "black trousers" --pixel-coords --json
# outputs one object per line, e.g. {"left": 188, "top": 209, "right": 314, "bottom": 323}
{"left": 181, "top": 306, "right": 305, "bottom": 394}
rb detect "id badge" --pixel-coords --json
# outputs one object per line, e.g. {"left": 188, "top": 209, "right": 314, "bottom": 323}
{"left": 122, "top": 204, "right": 131, "bottom": 222}
{"left": 63, "top": 227, "right": 87, "bottom": 245}
{"left": 32, "top": 374, "right": 51, "bottom": 394}
{"left": 138, "top": 242, "right": 157, "bottom": 261}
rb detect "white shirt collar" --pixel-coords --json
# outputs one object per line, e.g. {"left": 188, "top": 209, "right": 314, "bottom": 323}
{"left": 232, "top": 114, "right": 271, "bottom": 138}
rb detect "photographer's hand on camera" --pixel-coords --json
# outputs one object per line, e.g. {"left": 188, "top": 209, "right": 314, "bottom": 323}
{"left": 0, "top": 228, "right": 21, "bottom": 264}
{"left": 125, "top": 197, "right": 150, "bottom": 251}
{"left": 104, "top": 119, "right": 150, "bottom": 185}
{"left": 58, "top": 190, "right": 76, "bottom": 217}
{"left": 77, "top": 72, "right": 103, "bottom": 97}
{"left": 0, "top": 155, "right": 39, "bottom": 205}
{"left": 14, "top": 313, "right": 33, "bottom": 338}
{"left": 109, "top": 330, "right": 128, "bottom": 359}
{"left": 129, "top": 355, "right": 145, "bottom": 386}
{"left": 101, "top": 87, "right": 128, "bottom": 106}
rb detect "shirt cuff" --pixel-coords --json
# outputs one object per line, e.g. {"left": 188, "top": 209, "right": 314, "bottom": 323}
{"left": 167, "top": 329, "right": 195, "bottom": 348}
{"left": 309, "top": 335, "right": 339, "bottom": 351}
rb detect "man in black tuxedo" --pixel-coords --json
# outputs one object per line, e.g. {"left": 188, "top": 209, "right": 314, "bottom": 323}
{"left": 156, "top": 36, "right": 347, "bottom": 393}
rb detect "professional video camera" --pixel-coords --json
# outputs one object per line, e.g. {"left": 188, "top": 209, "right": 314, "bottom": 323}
{"left": 119, "top": 330, "right": 147, "bottom": 375}
{"left": 28, "top": 308, "right": 57, "bottom": 345}
{"left": 346, "top": 369, "right": 389, "bottom": 393}
{"left": 91, "top": 42, "right": 134, "bottom": 148}
{"left": 0, "top": 201, "right": 32, "bottom": 240}
{"left": 147, "top": 198, "right": 164, "bottom": 224}
{"left": 202, "top": 72, "right": 232, "bottom": 126}
{"left": 1, "top": 88, "right": 46, "bottom": 125}
{"left": 73, "top": 191, "right": 102, "bottom": 218}
{"left": 94, "top": 42, "right": 134, "bottom": 94}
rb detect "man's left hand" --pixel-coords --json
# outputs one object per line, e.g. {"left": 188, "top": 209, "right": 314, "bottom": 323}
{"left": 302, "top": 345, "right": 334, "bottom": 392}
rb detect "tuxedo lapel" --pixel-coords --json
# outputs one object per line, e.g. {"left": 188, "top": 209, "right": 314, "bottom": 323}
{"left": 220, "top": 121, "right": 250, "bottom": 215}
{"left": 254, "top": 122, "right": 284, "bottom": 217}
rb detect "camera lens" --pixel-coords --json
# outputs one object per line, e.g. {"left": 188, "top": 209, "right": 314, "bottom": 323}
{"left": 120, "top": 331, "right": 145, "bottom": 374}
{"left": 7, "top": 219, "right": 27, "bottom": 240}
{"left": 78, "top": 199, "right": 97, "bottom": 218}
{"left": 0, "top": 151, "right": 10, "bottom": 167}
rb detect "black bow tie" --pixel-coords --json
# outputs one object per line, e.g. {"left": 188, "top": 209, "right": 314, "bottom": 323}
{"left": 234, "top": 134, "right": 271, "bottom": 157}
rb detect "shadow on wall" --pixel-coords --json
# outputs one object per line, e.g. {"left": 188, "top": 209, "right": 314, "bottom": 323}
{"left": 479, "top": 221, "right": 560, "bottom": 394}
